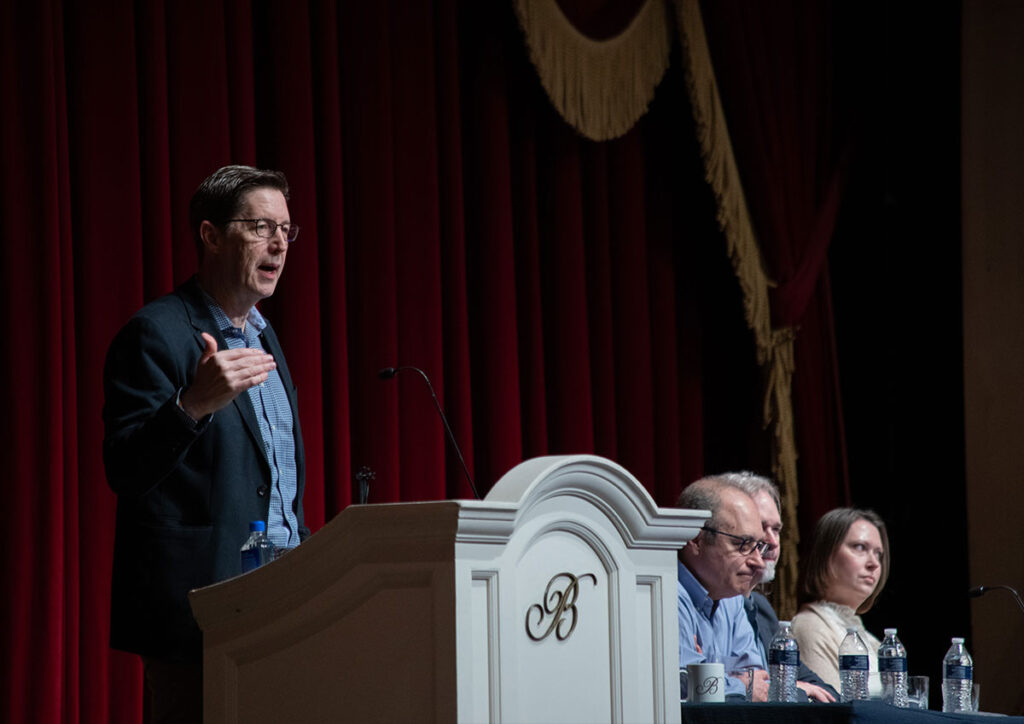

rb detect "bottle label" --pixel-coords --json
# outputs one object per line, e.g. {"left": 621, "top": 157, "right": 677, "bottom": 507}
{"left": 768, "top": 649, "right": 800, "bottom": 666}
{"left": 879, "top": 657, "right": 907, "bottom": 673}
{"left": 945, "top": 664, "right": 972, "bottom": 680}
{"left": 839, "top": 655, "right": 870, "bottom": 671}
{"left": 240, "top": 548, "right": 260, "bottom": 573}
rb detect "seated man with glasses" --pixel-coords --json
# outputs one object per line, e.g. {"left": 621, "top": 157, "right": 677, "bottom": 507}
{"left": 677, "top": 477, "right": 770, "bottom": 701}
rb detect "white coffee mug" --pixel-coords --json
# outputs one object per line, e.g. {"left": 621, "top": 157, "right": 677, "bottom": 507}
{"left": 686, "top": 662, "right": 726, "bottom": 703}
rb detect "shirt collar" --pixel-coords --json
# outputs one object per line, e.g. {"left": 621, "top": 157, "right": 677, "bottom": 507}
{"left": 199, "top": 287, "right": 267, "bottom": 336}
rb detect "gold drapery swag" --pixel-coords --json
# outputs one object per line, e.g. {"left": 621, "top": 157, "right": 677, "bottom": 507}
{"left": 513, "top": 0, "right": 673, "bottom": 142}
{"left": 513, "top": 0, "right": 803, "bottom": 617}
{"left": 671, "top": 0, "right": 801, "bottom": 619}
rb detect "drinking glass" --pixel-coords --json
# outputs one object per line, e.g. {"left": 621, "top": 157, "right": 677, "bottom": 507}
{"left": 729, "top": 665, "right": 763, "bottom": 702}
{"left": 906, "top": 675, "right": 929, "bottom": 710}
{"left": 972, "top": 683, "right": 981, "bottom": 713}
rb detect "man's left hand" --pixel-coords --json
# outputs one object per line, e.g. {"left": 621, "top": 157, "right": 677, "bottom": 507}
{"left": 796, "top": 681, "right": 836, "bottom": 703}
{"left": 748, "top": 669, "right": 770, "bottom": 702}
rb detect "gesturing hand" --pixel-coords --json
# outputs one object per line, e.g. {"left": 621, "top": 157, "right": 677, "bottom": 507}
{"left": 179, "top": 332, "right": 277, "bottom": 419}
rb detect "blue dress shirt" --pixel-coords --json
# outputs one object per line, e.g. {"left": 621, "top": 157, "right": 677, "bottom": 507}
{"left": 677, "top": 560, "right": 764, "bottom": 697}
{"left": 205, "top": 299, "right": 301, "bottom": 550}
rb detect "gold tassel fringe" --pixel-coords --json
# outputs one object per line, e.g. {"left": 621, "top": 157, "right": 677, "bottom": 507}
{"left": 514, "top": 0, "right": 673, "bottom": 142}
{"left": 673, "top": 0, "right": 801, "bottom": 619}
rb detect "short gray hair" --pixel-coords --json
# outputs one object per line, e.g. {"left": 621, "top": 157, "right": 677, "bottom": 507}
{"left": 716, "top": 471, "right": 780, "bottom": 515}
{"left": 676, "top": 477, "right": 726, "bottom": 529}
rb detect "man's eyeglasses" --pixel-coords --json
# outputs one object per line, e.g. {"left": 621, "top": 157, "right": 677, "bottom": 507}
{"left": 702, "top": 526, "right": 770, "bottom": 556}
{"left": 225, "top": 218, "right": 300, "bottom": 242}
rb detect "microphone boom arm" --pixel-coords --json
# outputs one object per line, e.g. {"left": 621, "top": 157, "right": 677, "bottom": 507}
{"left": 969, "top": 584, "right": 1024, "bottom": 616}
{"left": 378, "top": 365, "right": 481, "bottom": 500}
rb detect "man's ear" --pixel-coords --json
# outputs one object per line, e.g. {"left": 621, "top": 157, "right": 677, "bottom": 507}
{"left": 686, "top": 530, "right": 706, "bottom": 556}
{"left": 199, "top": 220, "right": 221, "bottom": 255}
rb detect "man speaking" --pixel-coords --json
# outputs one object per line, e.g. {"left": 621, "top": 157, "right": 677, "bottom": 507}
{"left": 103, "top": 165, "right": 309, "bottom": 723}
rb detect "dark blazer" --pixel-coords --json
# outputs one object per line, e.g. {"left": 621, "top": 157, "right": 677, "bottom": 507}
{"left": 746, "top": 591, "right": 840, "bottom": 700}
{"left": 103, "top": 276, "right": 308, "bottom": 662}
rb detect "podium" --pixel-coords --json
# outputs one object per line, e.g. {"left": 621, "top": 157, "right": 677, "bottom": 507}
{"left": 189, "top": 455, "right": 708, "bottom": 723}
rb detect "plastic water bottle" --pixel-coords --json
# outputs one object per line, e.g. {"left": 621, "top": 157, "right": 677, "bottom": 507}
{"left": 942, "top": 637, "right": 973, "bottom": 713}
{"left": 240, "top": 520, "right": 275, "bottom": 573}
{"left": 839, "top": 627, "right": 870, "bottom": 702}
{"left": 767, "top": 620, "right": 800, "bottom": 702}
{"left": 878, "top": 628, "right": 908, "bottom": 707}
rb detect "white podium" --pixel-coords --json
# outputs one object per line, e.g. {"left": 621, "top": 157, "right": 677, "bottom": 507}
{"left": 189, "top": 455, "right": 708, "bottom": 723}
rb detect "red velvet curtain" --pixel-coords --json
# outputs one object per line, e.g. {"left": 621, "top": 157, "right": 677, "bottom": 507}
{"left": 0, "top": 2, "right": 779, "bottom": 722}
{"left": 700, "top": 0, "right": 852, "bottom": 530}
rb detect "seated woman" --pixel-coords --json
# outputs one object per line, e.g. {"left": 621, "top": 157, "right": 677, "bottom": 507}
{"left": 791, "top": 508, "right": 889, "bottom": 697}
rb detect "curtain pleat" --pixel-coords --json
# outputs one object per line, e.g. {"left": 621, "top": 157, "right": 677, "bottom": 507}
{"left": 672, "top": 0, "right": 803, "bottom": 615}
{"left": 461, "top": 4, "right": 528, "bottom": 489}
{"left": 698, "top": 0, "right": 852, "bottom": 604}
{"left": 308, "top": 0, "right": 351, "bottom": 514}
{"left": 608, "top": 133, "right": 658, "bottom": 487}
{"left": 434, "top": 0, "right": 478, "bottom": 500}
{"left": 539, "top": 121, "right": 597, "bottom": 455}
{"left": 581, "top": 145, "right": 617, "bottom": 460}
{"left": 508, "top": 66, "right": 550, "bottom": 462}
{"left": 391, "top": 1, "right": 450, "bottom": 502}
{"left": 339, "top": 2, "right": 402, "bottom": 503}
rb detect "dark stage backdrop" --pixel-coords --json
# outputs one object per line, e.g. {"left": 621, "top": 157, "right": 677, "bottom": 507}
{"left": 828, "top": 2, "right": 969, "bottom": 708}
{"left": 0, "top": 0, "right": 969, "bottom": 722}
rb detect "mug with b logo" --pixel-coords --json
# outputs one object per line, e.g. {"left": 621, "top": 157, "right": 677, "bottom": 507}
{"left": 686, "top": 662, "right": 726, "bottom": 703}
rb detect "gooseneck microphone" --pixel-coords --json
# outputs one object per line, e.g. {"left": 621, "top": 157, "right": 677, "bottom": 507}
{"left": 968, "top": 585, "right": 1024, "bottom": 616}
{"left": 378, "top": 366, "right": 481, "bottom": 500}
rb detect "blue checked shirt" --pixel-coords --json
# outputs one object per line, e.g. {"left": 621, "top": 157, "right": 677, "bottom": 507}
{"left": 205, "top": 297, "right": 300, "bottom": 549}
{"left": 678, "top": 560, "right": 763, "bottom": 697}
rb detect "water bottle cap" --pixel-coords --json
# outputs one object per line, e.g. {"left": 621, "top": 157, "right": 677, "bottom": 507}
{"left": 951, "top": 637, "right": 964, "bottom": 644}
{"left": 846, "top": 627, "right": 859, "bottom": 634}
{"left": 778, "top": 620, "right": 791, "bottom": 627}
{"left": 249, "top": 520, "right": 266, "bottom": 532}
{"left": 884, "top": 628, "right": 897, "bottom": 635}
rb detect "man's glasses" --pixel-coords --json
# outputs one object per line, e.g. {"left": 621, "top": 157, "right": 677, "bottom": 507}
{"left": 702, "top": 526, "right": 770, "bottom": 556}
{"left": 225, "top": 218, "right": 300, "bottom": 242}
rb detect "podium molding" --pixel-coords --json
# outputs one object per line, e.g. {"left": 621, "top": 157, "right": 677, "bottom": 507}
{"left": 190, "top": 454, "right": 708, "bottom": 723}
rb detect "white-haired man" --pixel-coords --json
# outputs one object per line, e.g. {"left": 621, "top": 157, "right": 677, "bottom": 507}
{"left": 719, "top": 472, "right": 838, "bottom": 703}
